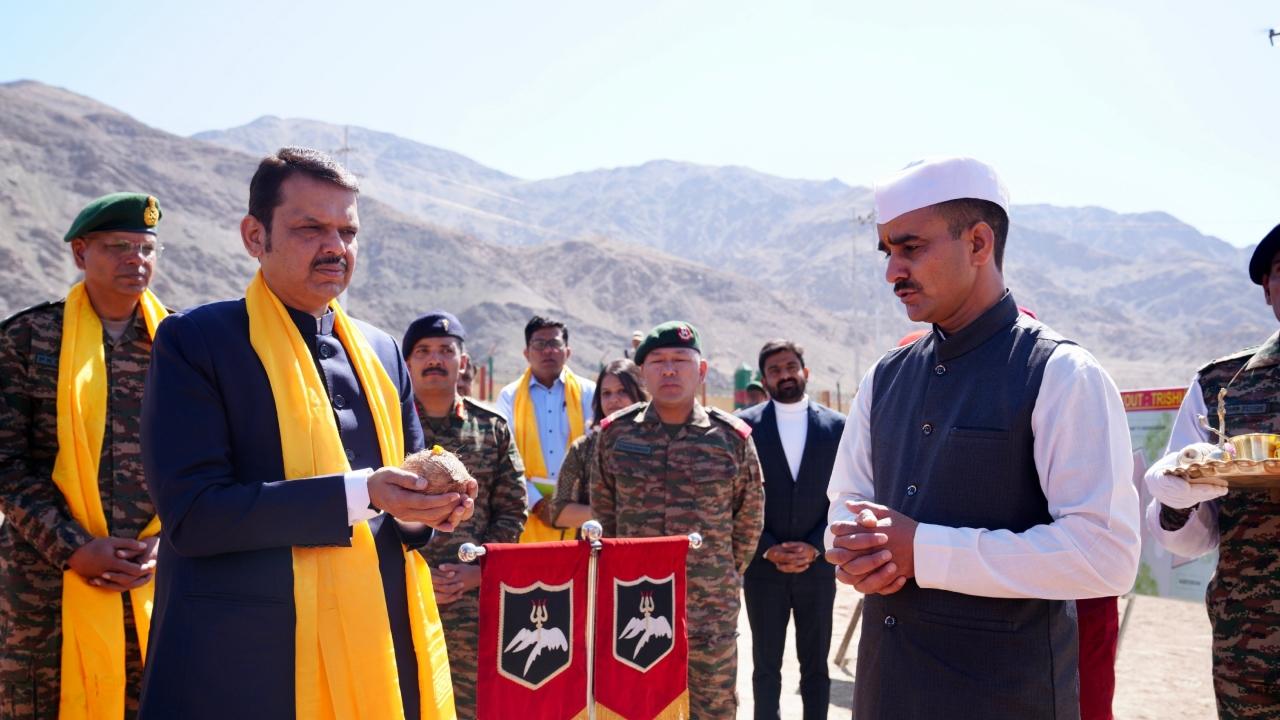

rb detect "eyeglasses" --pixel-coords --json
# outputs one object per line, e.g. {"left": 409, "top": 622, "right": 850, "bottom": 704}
{"left": 100, "top": 239, "right": 163, "bottom": 259}
{"left": 529, "top": 339, "right": 566, "bottom": 351}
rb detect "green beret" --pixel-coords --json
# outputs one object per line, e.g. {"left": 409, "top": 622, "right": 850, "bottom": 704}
{"left": 63, "top": 193, "right": 162, "bottom": 242}
{"left": 634, "top": 321, "right": 702, "bottom": 365}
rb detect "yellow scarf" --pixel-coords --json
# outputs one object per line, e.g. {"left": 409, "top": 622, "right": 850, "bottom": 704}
{"left": 245, "top": 271, "right": 453, "bottom": 720}
{"left": 53, "top": 282, "right": 166, "bottom": 720}
{"left": 513, "top": 366, "right": 584, "bottom": 542}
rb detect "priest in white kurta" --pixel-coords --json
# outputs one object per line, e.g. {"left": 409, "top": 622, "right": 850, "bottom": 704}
{"left": 823, "top": 156, "right": 1141, "bottom": 720}
{"left": 826, "top": 347, "right": 1141, "bottom": 600}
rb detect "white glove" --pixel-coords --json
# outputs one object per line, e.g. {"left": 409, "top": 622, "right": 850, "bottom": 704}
{"left": 1176, "top": 442, "right": 1227, "bottom": 467}
{"left": 1145, "top": 457, "right": 1228, "bottom": 510}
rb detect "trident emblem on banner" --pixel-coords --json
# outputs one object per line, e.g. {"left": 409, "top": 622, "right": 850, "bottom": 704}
{"left": 504, "top": 599, "right": 569, "bottom": 676}
{"left": 619, "top": 589, "right": 673, "bottom": 660}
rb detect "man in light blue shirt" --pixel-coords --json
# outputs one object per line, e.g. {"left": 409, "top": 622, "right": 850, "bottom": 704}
{"left": 497, "top": 316, "right": 595, "bottom": 518}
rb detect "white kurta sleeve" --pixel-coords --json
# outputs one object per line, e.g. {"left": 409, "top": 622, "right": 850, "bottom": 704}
{"left": 825, "top": 367, "right": 875, "bottom": 551}
{"left": 911, "top": 343, "right": 1142, "bottom": 599}
{"left": 1141, "top": 377, "right": 1221, "bottom": 558}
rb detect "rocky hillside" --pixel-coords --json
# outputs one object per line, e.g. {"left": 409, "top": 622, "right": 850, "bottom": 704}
{"left": 196, "top": 115, "right": 1274, "bottom": 388}
{"left": 0, "top": 81, "right": 869, "bottom": 391}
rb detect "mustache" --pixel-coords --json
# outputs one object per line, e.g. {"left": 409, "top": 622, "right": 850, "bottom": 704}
{"left": 894, "top": 280, "right": 921, "bottom": 294}
{"left": 313, "top": 255, "right": 348, "bottom": 271}
{"left": 420, "top": 368, "right": 447, "bottom": 377}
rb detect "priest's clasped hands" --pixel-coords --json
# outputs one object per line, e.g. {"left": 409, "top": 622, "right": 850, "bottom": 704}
{"left": 367, "top": 466, "right": 478, "bottom": 532}
{"left": 825, "top": 500, "right": 919, "bottom": 595}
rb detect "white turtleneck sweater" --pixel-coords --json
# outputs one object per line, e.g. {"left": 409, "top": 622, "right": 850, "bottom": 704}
{"left": 773, "top": 395, "right": 809, "bottom": 481}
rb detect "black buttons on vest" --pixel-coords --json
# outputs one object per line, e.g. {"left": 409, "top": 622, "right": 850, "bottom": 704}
{"left": 884, "top": 615, "right": 897, "bottom": 627}
{"left": 906, "top": 484, "right": 918, "bottom": 496}
{"left": 921, "top": 423, "right": 933, "bottom": 435}
{"left": 345, "top": 448, "right": 355, "bottom": 462}
{"left": 934, "top": 364, "right": 946, "bottom": 375}
{"left": 333, "top": 394, "right": 347, "bottom": 409}
{"left": 319, "top": 343, "right": 334, "bottom": 359}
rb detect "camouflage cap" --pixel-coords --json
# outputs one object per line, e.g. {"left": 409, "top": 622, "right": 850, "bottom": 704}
{"left": 1248, "top": 223, "right": 1280, "bottom": 285}
{"left": 402, "top": 310, "right": 466, "bottom": 358}
{"left": 634, "top": 321, "right": 701, "bottom": 365}
{"left": 63, "top": 193, "right": 162, "bottom": 242}
{"left": 746, "top": 380, "right": 765, "bottom": 393}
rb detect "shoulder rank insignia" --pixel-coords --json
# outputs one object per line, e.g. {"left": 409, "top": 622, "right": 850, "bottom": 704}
{"left": 709, "top": 407, "right": 753, "bottom": 439}
{"left": 1, "top": 300, "right": 58, "bottom": 332}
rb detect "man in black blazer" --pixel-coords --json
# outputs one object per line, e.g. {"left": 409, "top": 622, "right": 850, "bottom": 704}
{"left": 139, "top": 148, "right": 474, "bottom": 719}
{"left": 737, "top": 340, "right": 845, "bottom": 720}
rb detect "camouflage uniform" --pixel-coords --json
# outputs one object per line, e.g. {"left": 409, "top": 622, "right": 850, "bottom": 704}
{"left": 538, "top": 431, "right": 598, "bottom": 529}
{"left": 0, "top": 301, "right": 156, "bottom": 720}
{"left": 416, "top": 397, "right": 527, "bottom": 720}
{"left": 1160, "top": 334, "right": 1280, "bottom": 719}
{"left": 590, "top": 401, "right": 765, "bottom": 720}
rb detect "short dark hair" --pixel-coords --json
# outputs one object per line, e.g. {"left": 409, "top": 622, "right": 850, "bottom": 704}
{"left": 934, "top": 198, "right": 1009, "bottom": 270}
{"left": 524, "top": 316, "right": 569, "bottom": 346}
{"left": 248, "top": 147, "right": 359, "bottom": 235}
{"left": 592, "top": 359, "right": 648, "bottom": 425}
{"left": 758, "top": 339, "right": 806, "bottom": 376}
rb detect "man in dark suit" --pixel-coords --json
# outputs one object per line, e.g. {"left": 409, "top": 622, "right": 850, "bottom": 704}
{"left": 138, "top": 148, "right": 474, "bottom": 719}
{"left": 737, "top": 339, "right": 845, "bottom": 720}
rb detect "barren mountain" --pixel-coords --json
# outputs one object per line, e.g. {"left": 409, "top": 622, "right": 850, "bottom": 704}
{"left": 3, "top": 81, "right": 1269, "bottom": 394}
{"left": 0, "top": 81, "right": 868, "bottom": 391}
{"left": 198, "top": 117, "right": 1276, "bottom": 388}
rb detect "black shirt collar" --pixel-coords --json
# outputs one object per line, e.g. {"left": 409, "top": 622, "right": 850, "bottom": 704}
{"left": 285, "top": 304, "right": 336, "bottom": 338}
{"left": 932, "top": 290, "right": 1020, "bottom": 363}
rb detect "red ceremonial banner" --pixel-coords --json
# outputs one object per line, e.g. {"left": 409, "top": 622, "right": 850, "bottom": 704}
{"left": 593, "top": 537, "right": 689, "bottom": 720}
{"left": 477, "top": 541, "right": 590, "bottom": 720}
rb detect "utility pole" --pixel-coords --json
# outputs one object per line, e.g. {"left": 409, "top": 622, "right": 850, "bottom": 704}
{"left": 333, "top": 126, "right": 359, "bottom": 168}
{"left": 853, "top": 208, "right": 881, "bottom": 352}
{"left": 332, "top": 126, "right": 360, "bottom": 313}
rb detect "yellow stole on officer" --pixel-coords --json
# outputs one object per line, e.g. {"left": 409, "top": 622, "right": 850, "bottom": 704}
{"left": 513, "top": 366, "right": 583, "bottom": 542}
{"left": 245, "top": 271, "right": 454, "bottom": 720}
{"left": 53, "top": 282, "right": 166, "bottom": 720}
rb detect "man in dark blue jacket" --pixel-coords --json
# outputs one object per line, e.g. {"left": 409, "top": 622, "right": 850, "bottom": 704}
{"left": 138, "top": 148, "right": 473, "bottom": 719}
{"left": 737, "top": 339, "right": 845, "bottom": 720}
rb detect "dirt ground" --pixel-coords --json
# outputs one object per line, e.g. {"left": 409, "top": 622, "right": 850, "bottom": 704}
{"left": 733, "top": 586, "right": 1218, "bottom": 719}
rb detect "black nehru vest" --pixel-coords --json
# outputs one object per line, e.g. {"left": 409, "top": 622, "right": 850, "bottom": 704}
{"left": 855, "top": 292, "right": 1080, "bottom": 720}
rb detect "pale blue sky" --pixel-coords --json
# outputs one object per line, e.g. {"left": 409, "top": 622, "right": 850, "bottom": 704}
{"left": 3, "top": 1, "right": 1277, "bottom": 246}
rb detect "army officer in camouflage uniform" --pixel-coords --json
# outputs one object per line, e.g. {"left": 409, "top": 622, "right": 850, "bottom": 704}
{"left": 591, "top": 321, "right": 765, "bottom": 719}
{"left": 403, "top": 311, "right": 527, "bottom": 719}
{"left": 0, "top": 194, "right": 168, "bottom": 719}
{"left": 1144, "top": 223, "right": 1280, "bottom": 719}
